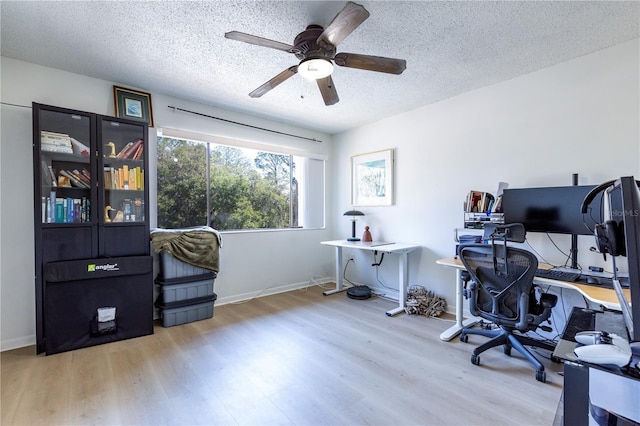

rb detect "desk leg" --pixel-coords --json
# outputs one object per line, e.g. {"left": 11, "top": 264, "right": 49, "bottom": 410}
{"left": 439, "top": 268, "right": 479, "bottom": 341}
{"left": 323, "top": 246, "right": 349, "bottom": 296}
{"left": 386, "top": 252, "right": 409, "bottom": 316}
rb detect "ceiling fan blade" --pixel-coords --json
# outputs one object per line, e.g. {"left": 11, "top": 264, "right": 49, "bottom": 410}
{"left": 334, "top": 52, "right": 406, "bottom": 75}
{"left": 316, "top": 75, "right": 339, "bottom": 106}
{"left": 225, "top": 31, "right": 294, "bottom": 53}
{"left": 317, "top": 2, "right": 370, "bottom": 49}
{"left": 249, "top": 66, "right": 298, "bottom": 98}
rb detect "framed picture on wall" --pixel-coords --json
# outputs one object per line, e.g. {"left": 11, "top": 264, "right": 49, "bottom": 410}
{"left": 113, "top": 86, "right": 154, "bottom": 127}
{"left": 351, "top": 149, "right": 394, "bottom": 206}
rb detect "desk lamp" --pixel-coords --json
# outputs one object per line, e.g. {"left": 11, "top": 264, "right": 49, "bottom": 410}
{"left": 344, "top": 210, "right": 365, "bottom": 241}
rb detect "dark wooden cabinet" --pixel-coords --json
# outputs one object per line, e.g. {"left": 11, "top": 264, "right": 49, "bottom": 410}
{"left": 33, "top": 103, "right": 152, "bottom": 354}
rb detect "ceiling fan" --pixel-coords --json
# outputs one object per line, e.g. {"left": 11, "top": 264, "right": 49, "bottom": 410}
{"left": 224, "top": 1, "right": 407, "bottom": 106}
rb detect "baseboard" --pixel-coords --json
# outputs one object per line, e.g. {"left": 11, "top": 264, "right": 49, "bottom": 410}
{"left": 216, "top": 277, "right": 334, "bottom": 305}
{"left": 1, "top": 334, "right": 36, "bottom": 352}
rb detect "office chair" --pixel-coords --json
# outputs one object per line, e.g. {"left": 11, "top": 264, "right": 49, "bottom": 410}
{"left": 459, "top": 224, "right": 557, "bottom": 382}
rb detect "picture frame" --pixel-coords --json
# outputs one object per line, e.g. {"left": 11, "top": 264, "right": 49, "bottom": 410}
{"left": 113, "top": 86, "right": 154, "bottom": 127}
{"left": 351, "top": 149, "right": 394, "bottom": 206}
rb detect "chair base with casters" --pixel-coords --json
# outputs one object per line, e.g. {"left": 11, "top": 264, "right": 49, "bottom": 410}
{"left": 460, "top": 319, "right": 557, "bottom": 383}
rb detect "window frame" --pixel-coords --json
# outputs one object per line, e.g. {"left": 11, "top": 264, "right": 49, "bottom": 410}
{"left": 156, "top": 128, "right": 326, "bottom": 233}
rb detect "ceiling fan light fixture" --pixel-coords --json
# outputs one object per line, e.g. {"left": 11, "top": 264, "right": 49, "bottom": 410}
{"left": 298, "top": 58, "right": 334, "bottom": 80}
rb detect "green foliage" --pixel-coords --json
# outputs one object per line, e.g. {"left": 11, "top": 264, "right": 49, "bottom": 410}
{"left": 254, "top": 151, "right": 291, "bottom": 190}
{"left": 157, "top": 137, "right": 292, "bottom": 230}
{"left": 157, "top": 138, "right": 207, "bottom": 228}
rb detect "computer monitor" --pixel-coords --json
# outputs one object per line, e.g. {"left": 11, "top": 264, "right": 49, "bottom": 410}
{"left": 502, "top": 185, "right": 603, "bottom": 236}
{"left": 605, "top": 177, "right": 640, "bottom": 342}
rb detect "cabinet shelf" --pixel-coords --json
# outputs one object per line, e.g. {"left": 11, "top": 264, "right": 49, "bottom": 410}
{"left": 43, "top": 152, "right": 91, "bottom": 163}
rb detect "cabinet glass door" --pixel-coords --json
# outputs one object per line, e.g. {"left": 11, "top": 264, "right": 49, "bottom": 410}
{"left": 99, "top": 117, "right": 149, "bottom": 256}
{"left": 37, "top": 108, "right": 94, "bottom": 225}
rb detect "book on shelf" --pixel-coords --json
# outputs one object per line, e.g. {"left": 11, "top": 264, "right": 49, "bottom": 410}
{"left": 466, "top": 190, "right": 483, "bottom": 213}
{"left": 55, "top": 199, "right": 64, "bottom": 223}
{"left": 115, "top": 139, "right": 143, "bottom": 160}
{"left": 103, "top": 167, "right": 112, "bottom": 189}
{"left": 72, "top": 169, "right": 91, "bottom": 187}
{"left": 48, "top": 191, "right": 56, "bottom": 223}
{"left": 122, "top": 164, "right": 129, "bottom": 189}
{"left": 41, "top": 131, "right": 71, "bottom": 146}
{"left": 40, "top": 161, "right": 57, "bottom": 187}
{"left": 133, "top": 198, "right": 144, "bottom": 222}
{"left": 47, "top": 165, "right": 58, "bottom": 187}
{"left": 132, "top": 144, "right": 143, "bottom": 160}
{"left": 115, "top": 141, "right": 134, "bottom": 159}
{"left": 41, "top": 144, "right": 73, "bottom": 154}
{"left": 482, "top": 193, "right": 495, "bottom": 213}
{"left": 121, "top": 199, "right": 133, "bottom": 221}
{"left": 493, "top": 194, "right": 503, "bottom": 213}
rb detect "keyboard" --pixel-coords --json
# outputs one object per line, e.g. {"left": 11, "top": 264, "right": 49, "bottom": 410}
{"left": 535, "top": 268, "right": 581, "bottom": 282}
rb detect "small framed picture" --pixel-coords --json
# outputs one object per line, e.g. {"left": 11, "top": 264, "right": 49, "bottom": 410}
{"left": 351, "top": 149, "right": 394, "bottom": 206}
{"left": 113, "top": 86, "right": 154, "bottom": 127}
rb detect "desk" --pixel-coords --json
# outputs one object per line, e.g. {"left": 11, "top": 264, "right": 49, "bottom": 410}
{"left": 563, "top": 361, "right": 640, "bottom": 425}
{"left": 436, "top": 257, "right": 631, "bottom": 341}
{"left": 321, "top": 240, "right": 420, "bottom": 316}
{"left": 560, "top": 306, "right": 640, "bottom": 425}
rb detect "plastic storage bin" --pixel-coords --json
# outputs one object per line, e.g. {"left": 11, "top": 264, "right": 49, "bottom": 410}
{"left": 155, "top": 273, "right": 216, "bottom": 304}
{"left": 159, "top": 251, "right": 211, "bottom": 279}
{"left": 156, "top": 294, "right": 217, "bottom": 327}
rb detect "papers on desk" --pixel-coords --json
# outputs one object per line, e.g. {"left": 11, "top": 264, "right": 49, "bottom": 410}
{"left": 350, "top": 241, "right": 394, "bottom": 247}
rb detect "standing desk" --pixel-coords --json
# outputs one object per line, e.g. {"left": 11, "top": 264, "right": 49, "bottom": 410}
{"left": 321, "top": 240, "right": 420, "bottom": 316}
{"left": 436, "top": 256, "right": 631, "bottom": 341}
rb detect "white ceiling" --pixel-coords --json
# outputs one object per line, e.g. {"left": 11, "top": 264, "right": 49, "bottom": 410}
{"left": 2, "top": 1, "right": 639, "bottom": 134}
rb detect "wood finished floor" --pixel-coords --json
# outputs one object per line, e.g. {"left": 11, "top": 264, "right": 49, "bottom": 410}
{"left": 1, "top": 285, "right": 564, "bottom": 425}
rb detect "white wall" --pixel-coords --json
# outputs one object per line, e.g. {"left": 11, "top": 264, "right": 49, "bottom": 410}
{"left": 0, "top": 57, "right": 335, "bottom": 351}
{"left": 331, "top": 39, "right": 639, "bottom": 319}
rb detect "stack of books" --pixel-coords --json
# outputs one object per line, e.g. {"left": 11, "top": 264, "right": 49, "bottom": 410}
{"left": 41, "top": 131, "right": 73, "bottom": 154}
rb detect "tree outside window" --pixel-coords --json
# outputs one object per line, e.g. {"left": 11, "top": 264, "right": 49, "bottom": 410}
{"left": 157, "top": 137, "right": 302, "bottom": 230}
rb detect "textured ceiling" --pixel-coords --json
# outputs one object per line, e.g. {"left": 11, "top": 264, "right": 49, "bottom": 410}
{"left": 2, "top": 1, "right": 639, "bottom": 134}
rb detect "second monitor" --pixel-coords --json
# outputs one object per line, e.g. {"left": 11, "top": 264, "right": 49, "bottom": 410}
{"left": 502, "top": 185, "right": 604, "bottom": 236}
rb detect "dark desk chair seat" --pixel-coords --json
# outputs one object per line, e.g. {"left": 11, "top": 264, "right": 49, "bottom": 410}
{"left": 459, "top": 224, "right": 557, "bottom": 382}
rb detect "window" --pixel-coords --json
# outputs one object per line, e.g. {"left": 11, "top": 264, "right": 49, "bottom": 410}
{"left": 156, "top": 130, "right": 325, "bottom": 231}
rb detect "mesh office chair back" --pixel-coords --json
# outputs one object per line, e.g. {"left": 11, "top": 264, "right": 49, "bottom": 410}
{"left": 463, "top": 244, "right": 538, "bottom": 331}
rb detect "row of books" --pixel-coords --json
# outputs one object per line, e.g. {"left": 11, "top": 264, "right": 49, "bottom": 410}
{"left": 464, "top": 190, "right": 502, "bottom": 213}
{"left": 42, "top": 193, "right": 90, "bottom": 223}
{"left": 113, "top": 138, "right": 144, "bottom": 160}
{"left": 103, "top": 165, "right": 144, "bottom": 190}
{"left": 40, "top": 161, "right": 91, "bottom": 189}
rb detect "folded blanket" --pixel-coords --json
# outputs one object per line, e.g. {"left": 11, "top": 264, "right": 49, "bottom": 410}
{"left": 150, "top": 226, "right": 222, "bottom": 272}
